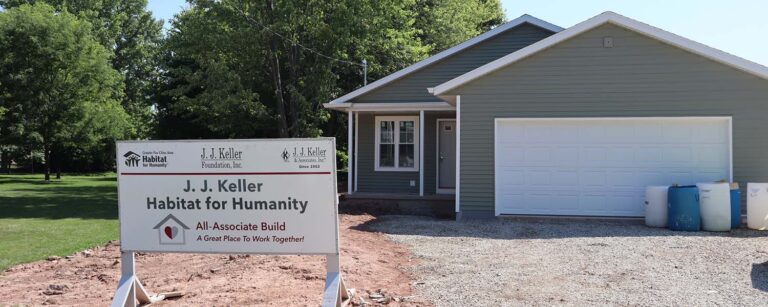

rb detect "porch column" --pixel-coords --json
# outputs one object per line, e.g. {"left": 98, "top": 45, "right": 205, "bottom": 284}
{"left": 354, "top": 112, "right": 359, "bottom": 192}
{"left": 455, "top": 96, "right": 460, "bottom": 214}
{"left": 347, "top": 111, "right": 353, "bottom": 194}
{"left": 419, "top": 110, "right": 425, "bottom": 196}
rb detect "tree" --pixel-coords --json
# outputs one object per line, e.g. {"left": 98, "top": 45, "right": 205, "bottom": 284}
{"left": 0, "top": 3, "right": 130, "bottom": 180}
{"left": 414, "top": 0, "right": 505, "bottom": 53}
{"left": 1, "top": 0, "right": 164, "bottom": 139}
{"left": 158, "top": 0, "right": 430, "bottom": 139}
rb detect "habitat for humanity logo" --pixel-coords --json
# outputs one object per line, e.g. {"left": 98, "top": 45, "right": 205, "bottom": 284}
{"left": 123, "top": 151, "right": 141, "bottom": 167}
{"left": 153, "top": 214, "right": 189, "bottom": 245}
{"left": 123, "top": 150, "right": 170, "bottom": 168}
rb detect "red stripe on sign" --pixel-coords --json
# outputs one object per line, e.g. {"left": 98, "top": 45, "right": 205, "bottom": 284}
{"left": 120, "top": 172, "right": 331, "bottom": 175}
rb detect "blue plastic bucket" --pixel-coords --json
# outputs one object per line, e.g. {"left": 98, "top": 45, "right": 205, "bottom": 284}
{"left": 730, "top": 187, "right": 741, "bottom": 229}
{"left": 668, "top": 186, "right": 701, "bottom": 231}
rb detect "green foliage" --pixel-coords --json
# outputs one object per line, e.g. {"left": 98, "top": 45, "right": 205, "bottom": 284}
{"left": 414, "top": 0, "right": 505, "bottom": 53}
{"left": 0, "top": 3, "right": 130, "bottom": 178}
{"left": 158, "top": 0, "right": 431, "bottom": 139}
{"left": 0, "top": 0, "right": 505, "bottom": 171}
{"left": 157, "top": 0, "right": 503, "bottom": 143}
{"left": 336, "top": 149, "right": 349, "bottom": 171}
{"left": 0, "top": 173, "right": 118, "bottom": 270}
{"left": 1, "top": 0, "right": 164, "bottom": 139}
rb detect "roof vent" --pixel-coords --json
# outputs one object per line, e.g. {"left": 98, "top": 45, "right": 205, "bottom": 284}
{"left": 603, "top": 36, "right": 614, "bottom": 48}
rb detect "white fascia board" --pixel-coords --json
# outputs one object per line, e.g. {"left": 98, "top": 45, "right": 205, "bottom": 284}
{"left": 326, "top": 14, "right": 563, "bottom": 105}
{"left": 434, "top": 11, "right": 768, "bottom": 95}
{"left": 323, "top": 102, "right": 455, "bottom": 112}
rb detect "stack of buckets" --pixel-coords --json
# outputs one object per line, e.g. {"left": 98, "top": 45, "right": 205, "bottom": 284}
{"left": 644, "top": 183, "right": 768, "bottom": 231}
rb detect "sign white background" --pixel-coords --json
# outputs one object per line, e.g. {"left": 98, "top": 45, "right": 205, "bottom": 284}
{"left": 116, "top": 138, "right": 338, "bottom": 254}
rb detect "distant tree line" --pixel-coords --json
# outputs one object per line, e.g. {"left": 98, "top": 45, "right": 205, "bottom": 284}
{"left": 0, "top": 0, "right": 504, "bottom": 180}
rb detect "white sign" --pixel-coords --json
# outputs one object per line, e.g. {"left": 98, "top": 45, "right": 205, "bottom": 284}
{"left": 115, "top": 138, "right": 339, "bottom": 254}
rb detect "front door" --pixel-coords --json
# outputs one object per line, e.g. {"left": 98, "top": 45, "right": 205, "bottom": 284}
{"left": 438, "top": 120, "right": 456, "bottom": 193}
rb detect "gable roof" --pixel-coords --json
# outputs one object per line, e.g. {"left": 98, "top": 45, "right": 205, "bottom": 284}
{"left": 432, "top": 11, "right": 768, "bottom": 96}
{"left": 326, "top": 14, "right": 563, "bottom": 105}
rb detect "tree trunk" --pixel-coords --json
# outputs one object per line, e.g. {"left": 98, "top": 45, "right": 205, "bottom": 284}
{"left": 266, "top": 0, "right": 289, "bottom": 138}
{"left": 271, "top": 54, "right": 289, "bottom": 138}
{"left": 0, "top": 148, "right": 7, "bottom": 174}
{"left": 44, "top": 144, "right": 51, "bottom": 181}
{"left": 55, "top": 150, "right": 61, "bottom": 179}
{"left": 287, "top": 44, "right": 300, "bottom": 136}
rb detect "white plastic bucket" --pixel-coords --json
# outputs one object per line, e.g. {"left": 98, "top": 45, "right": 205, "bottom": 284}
{"left": 747, "top": 183, "right": 768, "bottom": 230}
{"left": 644, "top": 186, "right": 668, "bottom": 228}
{"left": 697, "top": 182, "right": 731, "bottom": 232}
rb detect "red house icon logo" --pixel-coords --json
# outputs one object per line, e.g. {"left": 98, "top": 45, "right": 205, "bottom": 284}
{"left": 153, "top": 214, "right": 189, "bottom": 245}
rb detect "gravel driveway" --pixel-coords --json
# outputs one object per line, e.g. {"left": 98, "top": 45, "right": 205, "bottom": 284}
{"left": 366, "top": 216, "right": 768, "bottom": 306}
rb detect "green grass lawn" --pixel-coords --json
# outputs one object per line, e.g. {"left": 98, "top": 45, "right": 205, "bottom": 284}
{"left": 0, "top": 173, "right": 118, "bottom": 271}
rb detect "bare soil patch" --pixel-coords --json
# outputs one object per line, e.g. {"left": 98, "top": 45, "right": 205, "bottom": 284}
{"left": 0, "top": 214, "right": 428, "bottom": 306}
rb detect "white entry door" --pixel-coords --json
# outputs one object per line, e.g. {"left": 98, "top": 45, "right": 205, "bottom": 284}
{"left": 494, "top": 117, "right": 731, "bottom": 217}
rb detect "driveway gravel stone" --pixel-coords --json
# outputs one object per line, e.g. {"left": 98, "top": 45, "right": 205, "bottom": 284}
{"left": 367, "top": 216, "right": 768, "bottom": 306}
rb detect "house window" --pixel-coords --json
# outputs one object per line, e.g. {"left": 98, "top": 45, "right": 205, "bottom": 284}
{"left": 375, "top": 116, "right": 419, "bottom": 171}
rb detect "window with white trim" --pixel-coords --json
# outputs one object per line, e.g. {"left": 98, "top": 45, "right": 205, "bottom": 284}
{"left": 375, "top": 116, "right": 419, "bottom": 171}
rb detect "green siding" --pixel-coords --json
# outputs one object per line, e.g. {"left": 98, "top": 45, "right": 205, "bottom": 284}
{"left": 450, "top": 24, "right": 768, "bottom": 215}
{"left": 356, "top": 112, "right": 454, "bottom": 194}
{"left": 354, "top": 23, "right": 555, "bottom": 103}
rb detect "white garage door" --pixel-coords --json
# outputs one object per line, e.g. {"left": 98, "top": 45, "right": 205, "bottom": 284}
{"left": 494, "top": 117, "right": 731, "bottom": 217}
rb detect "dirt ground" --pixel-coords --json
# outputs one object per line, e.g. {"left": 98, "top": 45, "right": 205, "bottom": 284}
{"left": 0, "top": 214, "right": 428, "bottom": 306}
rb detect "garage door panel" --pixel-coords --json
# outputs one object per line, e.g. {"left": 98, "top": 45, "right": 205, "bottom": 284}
{"left": 580, "top": 171, "right": 607, "bottom": 186}
{"left": 662, "top": 147, "right": 694, "bottom": 162}
{"left": 579, "top": 125, "right": 606, "bottom": 141}
{"left": 579, "top": 193, "right": 607, "bottom": 213}
{"left": 499, "top": 192, "right": 525, "bottom": 211}
{"left": 636, "top": 147, "right": 664, "bottom": 162}
{"left": 552, "top": 147, "right": 579, "bottom": 163}
{"left": 525, "top": 147, "right": 551, "bottom": 162}
{"left": 635, "top": 125, "right": 664, "bottom": 142}
{"left": 691, "top": 124, "right": 728, "bottom": 142}
{"left": 496, "top": 118, "right": 730, "bottom": 217}
{"left": 550, "top": 125, "right": 581, "bottom": 142}
{"left": 606, "top": 147, "right": 634, "bottom": 162}
{"left": 581, "top": 147, "right": 607, "bottom": 162}
{"left": 551, "top": 170, "right": 579, "bottom": 186}
{"left": 497, "top": 168, "right": 525, "bottom": 185}
{"left": 697, "top": 146, "right": 727, "bottom": 163}
{"left": 526, "top": 170, "right": 551, "bottom": 185}
{"left": 607, "top": 193, "right": 642, "bottom": 214}
{"left": 661, "top": 123, "right": 695, "bottom": 141}
{"left": 608, "top": 171, "right": 643, "bottom": 186}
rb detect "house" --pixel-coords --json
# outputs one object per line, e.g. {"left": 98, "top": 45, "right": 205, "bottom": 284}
{"left": 324, "top": 12, "right": 768, "bottom": 220}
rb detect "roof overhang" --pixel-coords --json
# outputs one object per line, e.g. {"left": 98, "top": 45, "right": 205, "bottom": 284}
{"left": 322, "top": 102, "right": 455, "bottom": 112}
{"left": 433, "top": 11, "right": 768, "bottom": 96}
{"left": 324, "top": 14, "right": 563, "bottom": 107}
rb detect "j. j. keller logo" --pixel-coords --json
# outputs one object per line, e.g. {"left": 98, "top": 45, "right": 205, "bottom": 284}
{"left": 281, "top": 146, "right": 327, "bottom": 163}
{"left": 123, "top": 151, "right": 141, "bottom": 167}
{"left": 281, "top": 148, "right": 290, "bottom": 162}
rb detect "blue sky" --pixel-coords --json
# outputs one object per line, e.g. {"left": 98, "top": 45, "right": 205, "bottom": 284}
{"left": 147, "top": 0, "right": 768, "bottom": 65}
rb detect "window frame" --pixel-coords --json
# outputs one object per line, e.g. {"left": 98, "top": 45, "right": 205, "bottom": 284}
{"left": 374, "top": 116, "right": 419, "bottom": 172}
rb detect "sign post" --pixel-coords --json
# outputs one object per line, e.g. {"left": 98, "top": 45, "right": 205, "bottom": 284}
{"left": 112, "top": 138, "right": 349, "bottom": 306}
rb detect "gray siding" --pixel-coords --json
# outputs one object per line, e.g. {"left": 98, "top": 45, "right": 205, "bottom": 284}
{"left": 356, "top": 112, "right": 454, "bottom": 194}
{"left": 354, "top": 23, "right": 555, "bottom": 103}
{"left": 450, "top": 24, "right": 768, "bottom": 215}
